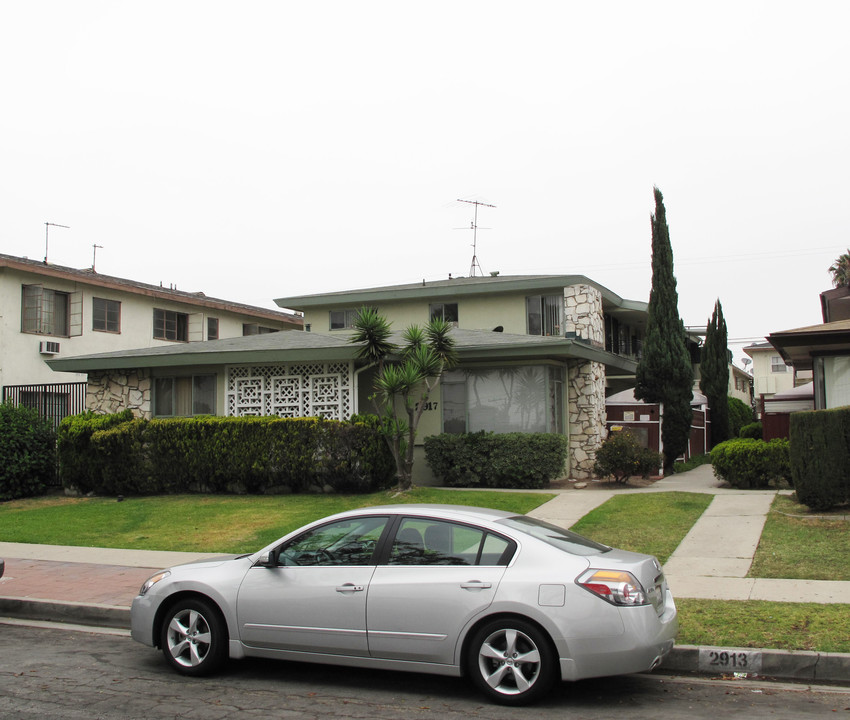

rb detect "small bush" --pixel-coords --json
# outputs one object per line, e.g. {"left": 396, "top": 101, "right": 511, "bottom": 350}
{"left": 424, "top": 432, "right": 568, "bottom": 489}
{"left": 0, "top": 401, "right": 56, "bottom": 500}
{"left": 728, "top": 397, "right": 755, "bottom": 438}
{"left": 739, "top": 421, "right": 763, "bottom": 440}
{"left": 710, "top": 438, "right": 791, "bottom": 489}
{"left": 593, "top": 430, "right": 662, "bottom": 484}
{"left": 790, "top": 408, "right": 850, "bottom": 511}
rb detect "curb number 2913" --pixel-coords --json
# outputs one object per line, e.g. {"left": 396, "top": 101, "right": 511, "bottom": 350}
{"left": 698, "top": 648, "right": 762, "bottom": 673}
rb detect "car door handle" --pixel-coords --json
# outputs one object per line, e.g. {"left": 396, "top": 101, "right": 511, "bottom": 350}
{"left": 460, "top": 581, "right": 492, "bottom": 590}
{"left": 336, "top": 583, "right": 364, "bottom": 593}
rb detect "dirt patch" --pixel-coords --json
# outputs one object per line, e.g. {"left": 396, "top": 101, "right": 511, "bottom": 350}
{"left": 546, "top": 475, "right": 663, "bottom": 491}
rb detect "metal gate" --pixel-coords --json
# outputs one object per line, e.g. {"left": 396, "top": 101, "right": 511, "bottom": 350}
{"left": 2, "top": 382, "right": 87, "bottom": 429}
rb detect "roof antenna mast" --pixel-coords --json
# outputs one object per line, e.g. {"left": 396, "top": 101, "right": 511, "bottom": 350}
{"left": 44, "top": 222, "right": 70, "bottom": 264}
{"left": 456, "top": 198, "right": 495, "bottom": 277}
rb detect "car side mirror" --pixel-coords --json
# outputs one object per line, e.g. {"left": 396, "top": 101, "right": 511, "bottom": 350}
{"left": 256, "top": 551, "right": 277, "bottom": 568}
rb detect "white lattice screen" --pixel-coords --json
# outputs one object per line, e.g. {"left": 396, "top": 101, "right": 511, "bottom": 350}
{"left": 226, "top": 362, "right": 353, "bottom": 420}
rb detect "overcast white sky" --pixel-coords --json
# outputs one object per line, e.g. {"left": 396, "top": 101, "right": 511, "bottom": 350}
{"left": 2, "top": 1, "right": 848, "bottom": 365}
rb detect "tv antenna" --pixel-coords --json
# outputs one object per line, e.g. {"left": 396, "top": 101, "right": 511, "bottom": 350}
{"left": 456, "top": 198, "right": 495, "bottom": 276}
{"left": 92, "top": 244, "right": 104, "bottom": 272}
{"left": 44, "top": 222, "right": 70, "bottom": 264}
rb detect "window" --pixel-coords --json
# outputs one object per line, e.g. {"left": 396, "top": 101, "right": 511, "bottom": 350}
{"left": 429, "top": 302, "right": 458, "bottom": 323}
{"left": 388, "top": 518, "right": 514, "bottom": 566}
{"left": 242, "top": 323, "right": 278, "bottom": 335}
{"left": 771, "top": 356, "right": 788, "bottom": 373}
{"left": 526, "top": 295, "right": 563, "bottom": 336}
{"left": 22, "top": 285, "right": 70, "bottom": 336}
{"left": 329, "top": 309, "right": 358, "bottom": 330}
{"left": 153, "top": 375, "right": 216, "bottom": 416}
{"left": 441, "top": 365, "right": 565, "bottom": 434}
{"left": 207, "top": 317, "right": 219, "bottom": 340}
{"left": 278, "top": 516, "right": 389, "bottom": 566}
{"left": 153, "top": 309, "right": 189, "bottom": 341}
{"left": 92, "top": 298, "right": 121, "bottom": 333}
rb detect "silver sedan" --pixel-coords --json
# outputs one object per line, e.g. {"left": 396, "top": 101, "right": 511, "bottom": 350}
{"left": 131, "top": 504, "right": 677, "bottom": 705}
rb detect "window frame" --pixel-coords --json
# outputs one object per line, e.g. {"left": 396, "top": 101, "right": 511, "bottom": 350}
{"left": 329, "top": 309, "right": 359, "bottom": 331}
{"left": 153, "top": 374, "right": 216, "bottom": 417}
{"left": 92, "top": 297, "right": 121, "bottom": 333}
{"left": 770, "top": 356, "right": 788, "bottom": 373}
{"left": 207, "top": 317, "right": 219, "bottom": 340}
{"left": 429, "top": 302, "right": 459, "bottom": 324}
{"left": 526, "top": 294, "right": 563, "bottom": 337}
{"left": 153, "top": 308, "right": 189, "bottom": 342}
{"left": 22, "top": 284, "right": 72, "bottom": 337}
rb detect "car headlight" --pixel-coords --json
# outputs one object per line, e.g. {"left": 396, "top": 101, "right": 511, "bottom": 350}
{"left": 139, "top": 570, "right": 170, "bottom": 596}
{"left": 577, "top": 569, "right": 648, "bottom": 606}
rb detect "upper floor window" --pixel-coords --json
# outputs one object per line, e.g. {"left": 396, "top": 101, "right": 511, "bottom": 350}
{"left": 430, "top": 302, "right": 458, "bottom": 323}
{"left": 154, "top": 309, "right": 188, "bottom": 341}
{"left": 92, "top": 297, "right": 121, "bottom": 333}
{"left": 329, "top": 309, "right": 359, "bottom": 330}
{"left": 22, "top": 284, "right": 70, "bottom": 336}
{"left": 526, "top": 295, "right": 562, "bottom": 336}
{"left": 771, "top": 356, "right": 788, "bottom": 373}
{"left": 207, "top": 317, "right": 219, "bottom": 340}
{"left": 243, "top": 323, "right": 279, "bottom": 335}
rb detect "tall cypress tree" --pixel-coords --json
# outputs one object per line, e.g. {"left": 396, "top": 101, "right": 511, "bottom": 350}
{"left": 699, "top": 299, "right": 730, "bottom": 447}
{"left": 634, "top": 187, "right": 694, "bottom": 470}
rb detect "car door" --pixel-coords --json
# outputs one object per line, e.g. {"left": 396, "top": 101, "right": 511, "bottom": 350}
{"left": 366, "top": 517, "right": 513, "bottom": 665}
{"left": 237, "top": 515, "right": 388, "bottom": 657}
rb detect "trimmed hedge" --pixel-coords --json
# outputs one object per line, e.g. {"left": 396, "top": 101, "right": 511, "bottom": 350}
{"left": 728, "top": 397, "right": 755, "bottom": 438}
{"left": 57, "top": 413, "right": 394, "bottom": 496}
{"left": 0, "top": 401, "right": 56, "bottom": 500}
{"left": 790, "top": 408, "right": 850, "bottom": 511}
{"left": 710, "top": 438, "right": 791, "bottom": 489}
{"left": 739, "top": 421, "right": 763, "bottom": 440}
{"left": 424, "top": 432, "right": 568, "bottom": 489}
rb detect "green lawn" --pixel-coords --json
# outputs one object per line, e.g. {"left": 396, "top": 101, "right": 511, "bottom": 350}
{"left": 569, "top": 492, "right": 713, "bottom": 564}
{"left": 749, "top": 494, "right": 850, "bottom": 581}
{"left": 0, "top": 488, "right": 553, "bottom": 553}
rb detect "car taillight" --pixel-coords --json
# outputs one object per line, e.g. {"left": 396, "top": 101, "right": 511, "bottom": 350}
{"left": 577, "top": 569, "right": 648, "bottom": 606}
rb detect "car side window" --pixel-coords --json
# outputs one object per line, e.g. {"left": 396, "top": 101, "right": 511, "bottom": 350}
{"left": 278, "top": 516, "right": 388, "bottom": 567}
{"left": 388, "top": 518, "right": 514, "bottom": 566}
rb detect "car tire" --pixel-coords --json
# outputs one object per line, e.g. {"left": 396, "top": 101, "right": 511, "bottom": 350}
{"left": 160, "top": 597, "right": 228, "bottom": 676}
{"left": 467, "top": 618, "right": 556, "bottom": 705}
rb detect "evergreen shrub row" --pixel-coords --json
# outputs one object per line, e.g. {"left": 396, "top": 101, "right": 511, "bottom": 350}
{"left": 423, "top": 431, "right": 568, "bottom": 489}
{"left": 790, "top": 408, "right": 850, "bottom": 511}
{"left": 57, "top": 412, "right": 394, "bottom": 496}
{"left": 0, "top": 401, "right": 57, "bottom": 500}
{"left": 710, "top": 438, "right": 791, "bottom": 489}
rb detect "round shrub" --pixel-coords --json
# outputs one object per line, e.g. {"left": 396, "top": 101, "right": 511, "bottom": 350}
{"left": 739, "top": 421, "right": 763, "bottom": 440}
{"left": 593, "top": 430, "right": 662, "bottom": 484}
{"left": 0, "top": 401, "right": 56, "bottom": 500}
{"left": 710, "top": 438, "right": 790, "bottom": 489}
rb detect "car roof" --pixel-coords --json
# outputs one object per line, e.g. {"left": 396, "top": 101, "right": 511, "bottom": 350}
{"left": 334, "top": 503, "right": 516, "bottom": 524}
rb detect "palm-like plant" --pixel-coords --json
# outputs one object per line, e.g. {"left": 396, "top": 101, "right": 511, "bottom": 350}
{"left": 829, "top": 250, "right": 850, "bottom": 288}
{"left": 351, "top": 310, "right": 457, "bottom": 490}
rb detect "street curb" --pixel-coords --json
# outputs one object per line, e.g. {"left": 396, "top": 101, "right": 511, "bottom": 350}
{"left": 0, "top": 596, "right": 129, "bottom": 629}
{"left": 1, "top": 597, "right": 848, "bottom": 688}
{"left": 661, "top": 645, "right": 850, "bottom": 686}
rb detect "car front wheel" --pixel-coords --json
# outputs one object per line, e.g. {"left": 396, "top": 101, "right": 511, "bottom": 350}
{"left": 160, "top": 598, "right": 227, "bottom": 676}
{"left": 467, "top": 618, "right": 556, "bottom": 705}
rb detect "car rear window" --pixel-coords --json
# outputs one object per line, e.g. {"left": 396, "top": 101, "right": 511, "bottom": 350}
{"left": 498, "top": 516, "right": 611, "bottom": 556}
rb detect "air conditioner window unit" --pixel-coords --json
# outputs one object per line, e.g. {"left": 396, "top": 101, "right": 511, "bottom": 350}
{"left": 39, "top": 341, "right": 60, "bottom": 355}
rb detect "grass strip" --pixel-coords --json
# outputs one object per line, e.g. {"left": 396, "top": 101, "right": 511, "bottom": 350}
{"left": 748, "top": 494, "right": 850, "bottom": 581}
{"left": 676, "top": 598, "right": 850, "bottom": 653}
{"left": 0, "top": 488, "right": 553, "bottom": 554}
{"left": 570, "top": 492, "right": 712, "bottom": 564}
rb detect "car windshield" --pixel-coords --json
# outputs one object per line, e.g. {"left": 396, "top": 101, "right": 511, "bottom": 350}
{"left": 498, "top": 516, "right": 611, "bottom": 556}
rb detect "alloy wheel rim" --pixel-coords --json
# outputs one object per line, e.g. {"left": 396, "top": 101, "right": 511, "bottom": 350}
{"left": 167, "top": 609, "right": 212, "bottom": 667}
{"left": 477, "top": 628, "right": 541, "bottom": 695}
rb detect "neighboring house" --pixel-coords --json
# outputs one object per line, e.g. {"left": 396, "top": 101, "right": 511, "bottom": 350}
{"left": 1, "top": 252, "right": 301, "bottom": 426}
{"left": 48, "top": 274, "right": 649, "bottom": 482}
{"left": 743, "top": 341, "right": 810, "bottom": 416}
{"left": 762, "top": 382, "right": 814, "bottom": 440}
{"left": 729, "top": 363, "right": 754, "bottom": 407}
{"left": 767, "top": 319, "right": 850, "bottom": 410}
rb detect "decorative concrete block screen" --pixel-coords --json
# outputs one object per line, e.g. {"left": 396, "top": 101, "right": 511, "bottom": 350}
{"left": 226, "top": 363, "right": 352, "bottom": 420}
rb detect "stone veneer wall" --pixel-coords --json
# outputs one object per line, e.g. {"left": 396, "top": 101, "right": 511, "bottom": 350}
{"left": 86, "top": 369, "right": 151, "bottom": 419}
{"left": 564, "top": 284, "right": 607, "bottom": 478}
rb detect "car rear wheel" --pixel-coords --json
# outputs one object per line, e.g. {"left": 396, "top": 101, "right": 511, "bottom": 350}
{"left": 467, "top": 618, "right": 556, "bottom": 705}
{"left": 160, "top": 598, "right": 227, "bottom": 676}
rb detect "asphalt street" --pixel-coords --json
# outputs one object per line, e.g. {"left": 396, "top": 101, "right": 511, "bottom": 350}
{"left": 1, "top": 623, "right": 848, "bottom": 720}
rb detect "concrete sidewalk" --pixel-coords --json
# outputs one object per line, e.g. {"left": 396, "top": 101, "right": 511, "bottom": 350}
{"left": 1, "top": 464, "right": 848, "bottom": 684}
